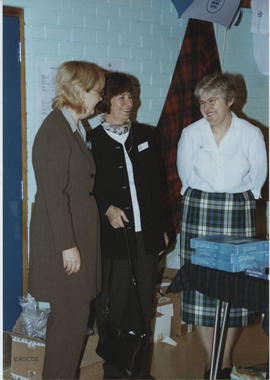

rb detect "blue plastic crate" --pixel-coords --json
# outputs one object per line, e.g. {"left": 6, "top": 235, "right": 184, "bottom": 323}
{"left": 190, "top": 254, "right": 240, "bottom": 271}
{"left": 230, "top": 250, "right": 268, "bottom": 264}
{"left": 194, "top": 247, "right": 268, "bottom": 264}
{"left": 191, "top": 253, "right": 268, "bottom": 273}
{"left": 190, "top": 235, "right": 269, "bottom": 255}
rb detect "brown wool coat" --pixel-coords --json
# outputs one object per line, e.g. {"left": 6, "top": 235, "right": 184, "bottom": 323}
{"left": 28, "top": 110, "right": 101, "bottom": 305}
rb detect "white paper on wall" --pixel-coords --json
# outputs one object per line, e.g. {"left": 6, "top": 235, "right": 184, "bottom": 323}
{"left": 38, "top": 63, "right": 58, "bottom": 125}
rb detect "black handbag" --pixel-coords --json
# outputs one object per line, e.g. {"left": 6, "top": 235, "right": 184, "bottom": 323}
{"left": 95, "top": 225, "right": 147, "bottom": 377}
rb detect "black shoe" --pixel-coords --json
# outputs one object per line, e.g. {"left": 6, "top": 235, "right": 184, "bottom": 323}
{"left": 217, "top": 367, "right": 232, "bottom": 379}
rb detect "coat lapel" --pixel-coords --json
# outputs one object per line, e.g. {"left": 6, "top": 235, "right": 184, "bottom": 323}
{"left": 57, "top": 109, "right": 96, "bottom": 170}
{"left": 73, "top": 131, "right": 96, "bottom": 169}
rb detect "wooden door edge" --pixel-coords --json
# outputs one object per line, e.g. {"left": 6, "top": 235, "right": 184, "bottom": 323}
{"left": 3, "top": 6, "right": 28, "bottom": 295}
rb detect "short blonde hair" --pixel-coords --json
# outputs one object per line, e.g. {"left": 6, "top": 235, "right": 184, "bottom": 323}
{"left": 194, "top": 73, "right": 236, "bottom": 104}
{"left": 52, "top": 61, "right": 105, "bottom": 114}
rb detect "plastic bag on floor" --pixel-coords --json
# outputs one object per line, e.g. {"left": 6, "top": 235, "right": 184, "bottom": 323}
{"left": 18, "top": 293, "right": 50, "bottom": 339}
{"left": 231, "top": 365, "right": 267, "bottom": 380}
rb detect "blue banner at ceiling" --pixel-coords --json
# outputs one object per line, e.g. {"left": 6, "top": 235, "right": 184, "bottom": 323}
{"left": 171, "top": 0, "right": 241, "bottom": 28}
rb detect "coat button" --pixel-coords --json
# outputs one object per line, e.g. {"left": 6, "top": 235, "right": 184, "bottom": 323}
{"left": 90, "top": 174, "right": 94, "bottom": 178}
{"left": 89, "top": 192, "right": 93, "bottom": 196}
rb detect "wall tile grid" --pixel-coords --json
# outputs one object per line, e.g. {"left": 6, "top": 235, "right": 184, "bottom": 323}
{"left": 215, "top": 10, "right": 269, "bottom": 128}
{"left": 3, "top": 0, "right": 268, "bottom": 248}
{"left": 3, "top": 0, "right": 187, "bottom": 208}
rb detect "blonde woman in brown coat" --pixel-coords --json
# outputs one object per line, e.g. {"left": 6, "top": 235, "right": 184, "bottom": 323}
{"left": 28, "top": 61, "right": 105, "bottom": 379}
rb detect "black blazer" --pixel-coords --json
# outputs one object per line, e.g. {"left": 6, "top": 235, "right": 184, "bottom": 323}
{"left": 87, "top": 122, "right": 166, "bottom": 259}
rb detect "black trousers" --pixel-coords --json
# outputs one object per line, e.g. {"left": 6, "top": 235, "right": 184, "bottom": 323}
{"left": 102, "top": 232, "right": 158, "bottom": 379}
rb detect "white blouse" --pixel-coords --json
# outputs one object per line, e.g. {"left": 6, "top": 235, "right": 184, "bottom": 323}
{"left": 177, "top": 113, "right": 267, "bottom": 199}
{"left": 104, "top": 129, "right": 142, "bottom": 232}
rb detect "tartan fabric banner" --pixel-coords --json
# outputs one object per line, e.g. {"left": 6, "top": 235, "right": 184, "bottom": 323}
{"left": 155, "top": 19, "right": 221, "bottom": 240}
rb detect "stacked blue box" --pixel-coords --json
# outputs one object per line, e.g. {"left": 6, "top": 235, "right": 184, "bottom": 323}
{"left": 190, "top": 235, "right": 269, "bottom": 273}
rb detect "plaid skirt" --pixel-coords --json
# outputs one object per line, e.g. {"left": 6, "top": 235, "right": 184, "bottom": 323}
{"left": 180, "top": 187, "right": 256, "bottom": 327}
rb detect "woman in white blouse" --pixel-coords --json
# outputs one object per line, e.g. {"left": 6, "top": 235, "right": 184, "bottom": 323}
{"left": 177, "top": 73, "right": 267, "bottom": 379}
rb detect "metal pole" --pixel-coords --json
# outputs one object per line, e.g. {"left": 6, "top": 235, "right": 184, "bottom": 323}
{"left": 209, "top": 299, "right": 221, "bottom": 380}
{"left": 213, "top": 302, "right": 230, "bottom": 379}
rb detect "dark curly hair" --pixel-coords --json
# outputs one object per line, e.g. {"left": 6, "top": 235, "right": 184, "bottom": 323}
{"left": 97, "top": 71, "right": 133, "bottom": 113}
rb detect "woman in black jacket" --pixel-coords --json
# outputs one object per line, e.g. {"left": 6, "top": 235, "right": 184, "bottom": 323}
{"left": 88, "top": 72, "right": 168, "bottom": 380}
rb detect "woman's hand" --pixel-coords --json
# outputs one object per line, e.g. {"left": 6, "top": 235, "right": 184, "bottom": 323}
{"left": 62, "top": 247, "right": 81, "bottom": 275}
{"left": 105, "top": 205, "right": 129, "bottom": 228}
{"left": 164, "top": 232, "right": 169, "bottom": 247}
{"left": 158, "top": 232, "right": 169, "bottom": 256}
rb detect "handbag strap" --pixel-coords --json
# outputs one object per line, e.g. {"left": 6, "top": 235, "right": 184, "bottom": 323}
{"left": 123, "top": 223, "right": 146, "bottom": 332}
{"left": 103, "top": 223, "right": 147, "bottom": 332}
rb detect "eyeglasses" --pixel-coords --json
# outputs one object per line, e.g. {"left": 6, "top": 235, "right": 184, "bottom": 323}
{"left": 198, "top": 97, "right": 221, "bottom": 108}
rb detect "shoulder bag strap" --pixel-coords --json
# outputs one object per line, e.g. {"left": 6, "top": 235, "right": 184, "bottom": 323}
{"left": 123, "top": 223, "right": 147, "bottom": 332}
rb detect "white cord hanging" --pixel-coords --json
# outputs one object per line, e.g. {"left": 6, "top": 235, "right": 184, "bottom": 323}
{"left": 220, "top": 27, "right": 228, "bottom": 69}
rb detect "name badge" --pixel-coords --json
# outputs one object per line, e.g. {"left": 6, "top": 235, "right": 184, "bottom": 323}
{"left": 138, "top": 141, "right": 149, "bottom": 152}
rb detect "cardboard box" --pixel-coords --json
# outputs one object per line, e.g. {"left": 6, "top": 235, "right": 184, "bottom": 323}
{"left": 154, "top": 267, "right": 194, "bottom": 339}
{"left": 170, "top": 294, "right": 181, "bottom": 337}
{"left": 10, "top": 315, "right": 102, "bottom": 379}
{"left": 10, "top": 315, "right": 45, "bottom": 380}
{"left": 10, "top": 333, "right": 45, "bottom": 379}
{"left": 161, "top": 268, "right": 179, "bottom": 283}
{"left": 3, "top": 331, "right": 12, "bottom": 369}
{"left": 151, "top": 287, "right": 182, "bottom": 342}
{"left": 151, "top": 301, "right": 174, "bottom": 342}
{"left": 159, "top": 285, "right": 181, "bottom": 337}
{"left": 156, "top": 281, "right": 193, "bottom": 338}
{"left": 151, "top": 316, "right": 172, "bottom": 343}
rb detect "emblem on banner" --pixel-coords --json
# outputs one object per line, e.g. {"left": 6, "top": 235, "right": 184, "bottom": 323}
{"left": 206, "top": 0, "right": 225, "bottom": 14}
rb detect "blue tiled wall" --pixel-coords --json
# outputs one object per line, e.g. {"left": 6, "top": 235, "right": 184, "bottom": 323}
{"left": 3, "top": 0, "right": 268, "bottom": 245}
